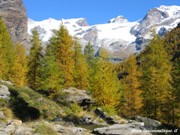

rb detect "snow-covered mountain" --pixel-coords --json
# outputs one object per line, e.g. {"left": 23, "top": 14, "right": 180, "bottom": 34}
{"left": 28, "top": 5, "right": 180, "bottom": 59}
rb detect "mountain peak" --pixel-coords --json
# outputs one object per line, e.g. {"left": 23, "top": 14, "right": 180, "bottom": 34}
{"left": 157, "top": 5, "right": 180, "bottom": 16}
{"left": 48, "top": 18, "right": 56, "bottom": 22}
{"left": 76, "top": 18, "right": 89, "bottom": 26}
{"left": 158, "top": 5, "right": 180, "bottom": 10}
{"left": 108, "top": 16, "right": 129, "bottom": 23}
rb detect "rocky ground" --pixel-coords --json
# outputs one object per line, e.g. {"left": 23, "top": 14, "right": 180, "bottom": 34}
{"left": 0, "top": 81, "right": 178, "bottom": 135}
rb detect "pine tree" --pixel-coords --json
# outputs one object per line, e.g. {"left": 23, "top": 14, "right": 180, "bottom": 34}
{"left": 48, "top": 26, "right": 74, "bottom": 87}
{"left": 27, "top": 29, "right": 43, "bottom": 90}
{"left": 140, "top": 36, "right": 172, "bottom": 120}
{"left": 73, "top": 41, "right": 89, "bottom": 89}
{"left": 91, "top": 48, "right": 120, "bottom": 112}
{"left": 164, "top": 25, "right": 180, "bottom": 60}
{"left": 0, "top": 17, "right": 15, "bottom": 80}
{"left": 163, "top": 25, "right": 180, "bottom": 126}
{"left": 11, "top": 44, "right": 28, "bottom": 87}
{"left": 120, "top": 54, "right": 142, "bottom": 117}
{"left": 170, "top": 59, "right": 180, "bottom": 126}
{"left": 84, "top": 42, "right": 95, "bottom": 67}
{"left": 84, "top": 42, "right": 98, "bottom": 90}
{"left": 40, "top": 53, "right": 63, "bottom": 99}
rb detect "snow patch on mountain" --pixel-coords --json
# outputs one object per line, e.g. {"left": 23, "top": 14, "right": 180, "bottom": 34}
{"left": 28, "top": 5, "right": 180, "bottom": 59}
{"left": 158, "top": 5, "right": 180, "bottom": 17}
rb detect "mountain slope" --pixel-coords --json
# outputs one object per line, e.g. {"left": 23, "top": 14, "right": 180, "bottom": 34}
{"left": 0, "top": 0, "right": 28, "bottom": 46}
{"left": 28, "top": 5, "right": 180, "bottom": 59}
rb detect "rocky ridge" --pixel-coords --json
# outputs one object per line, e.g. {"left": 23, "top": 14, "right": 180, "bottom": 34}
{"left": 0, "top": 0, "right": 28, "bottom": 47}
{"left": 28, "top": 5, "right": 180, "bottom": 59}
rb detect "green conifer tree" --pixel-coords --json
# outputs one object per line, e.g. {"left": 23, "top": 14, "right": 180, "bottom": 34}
{"left": 27, "top": 29, "right": 43, "bottom": 90}
{"left": 84, "top": 42, "right": 98, "bottom": 90}
{"left": 84, "top": 42, "right": 95, "bottom": 66}
{"left": 140, "top": 36, "right": 172, "bottom": 120}
{"left": 164, "top": 25, "right": 180, "bottom": 59}
{"left": 170, "top": 59, "right": 180, "bottom": 126}
{"left": 163, "top": 25, "right": 180, "bottom": 126}
{"left": 40, "top": 53, "right": 63, "bottom": 99}
{"left": 73, "top": 41, "right": 89, "bottom": 89}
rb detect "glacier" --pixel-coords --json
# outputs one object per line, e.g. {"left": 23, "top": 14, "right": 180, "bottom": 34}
{"left": 28, "top": 5, "right": 180, "bottom": 59}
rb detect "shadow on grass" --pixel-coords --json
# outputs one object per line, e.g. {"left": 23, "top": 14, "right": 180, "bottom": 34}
{"left": 9, "top": 88, "right": 40, "bottom": 122}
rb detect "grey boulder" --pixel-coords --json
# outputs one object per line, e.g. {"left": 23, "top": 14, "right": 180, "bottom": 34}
{"left": 135, "top": 116, "right": 161, "bottom": 129}
{"left": 0, "top": 111, "right": 5, "bottom": 119}
{"left": 93, "top": 123, "right": 152, "bottom": 135}
{"left": 0, "top": 85, "right": 10, "bottom": 99}
{"left": 60, "top": 87, "right": 94, "bottom": 109}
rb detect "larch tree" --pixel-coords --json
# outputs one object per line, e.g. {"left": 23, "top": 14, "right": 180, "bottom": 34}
{"left": 163, "top": 25, "right": 180, "bottom": 126}
{"left": 119, "top": 54, "right": 142, "bottom": 117}
{"left": 170, "top": 59, "right": 180, "bottom": 126}
{"left": 0, "top": 17, "right": 15, "bottom": 80}
{"left": 91, "top": 48, "right": 120, "bottom": 113}
{"left": 84, "top": 42, "right": 96, "bottom": 67}
{"left": 84, "top": 42, "right": 98, "bottom": 90}
{"left": 48, "top": 26, "right": 74, "bottom": 88}
{"left": 164, "top": 24, "right": 180, "bottom": 59}
{"left": 140, "top": 35, "right": 173, "bottom": 120}
{"left": 73, "top": 41, "right": 89, "bottom": 89}
{"left": 27, "top": 29, "right": 43, "bottom": 90}
{"left": 39, "top": 53, "right": 64, "bottom": 99}
{"left": 11, "top": 44, "right": 28, "bottom": 87}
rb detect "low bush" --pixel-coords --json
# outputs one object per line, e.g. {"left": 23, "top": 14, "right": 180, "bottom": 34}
{"left": 101, "top": 105, "right": 116, "bottom": 116}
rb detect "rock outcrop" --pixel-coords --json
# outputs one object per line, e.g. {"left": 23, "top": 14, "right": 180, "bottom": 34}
{"left": 93, "top": 122, "right": 152, "bottom": 135}
{"left": 0, "top": 85, "right": 10, "bottom": 99}
{"left": 94, "top": 108, "right": 119, "bottom": 124}
{"left": 0, "top": 0, "right": 27, "bottom": 45}
{"left": 135, "top": 116, "right": 161, "bottom": 129}
{"left": 108, "top": 16, "right": 129, "bottom": 23}
{"left": 60, "top": 87, "right": 94, "bottom": 109}
{"left": 0, "top": 119, "right": 93, "bottom": 135}
{"left": 0, "top": 111, "right": 5, "bottom": 119}
{"left": 76, "top": 18, "right": 89, "bottom": 26}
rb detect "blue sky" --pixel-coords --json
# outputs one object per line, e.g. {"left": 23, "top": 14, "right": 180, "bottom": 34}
{"left": 23, "top": 0, "right": 180, "bottom": 25}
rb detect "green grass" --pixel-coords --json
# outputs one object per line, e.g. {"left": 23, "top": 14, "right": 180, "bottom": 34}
{"left": 35, "top": 122, "right": 57, "bottom": 135}
{"left": 8, "top": 85, "right": 63, "bottom": 121}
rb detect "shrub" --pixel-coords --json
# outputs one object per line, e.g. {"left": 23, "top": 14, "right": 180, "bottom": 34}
{"left": 69, "top": 103, "right": 83, "bottom": 115}
{"left": 101, "top": 105, "right": 116, "bottom": 116}
{"left": 0, "top": 98, "right": 9, "bottom": 108}
{"left": 20, "top": 92, "right": 30, "bottom": 100}
{"left": 2, "top": 107, "right": 13, "bottom": 119}
{"left": 0, "top": 107, "right": 13, "bottom": 122}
